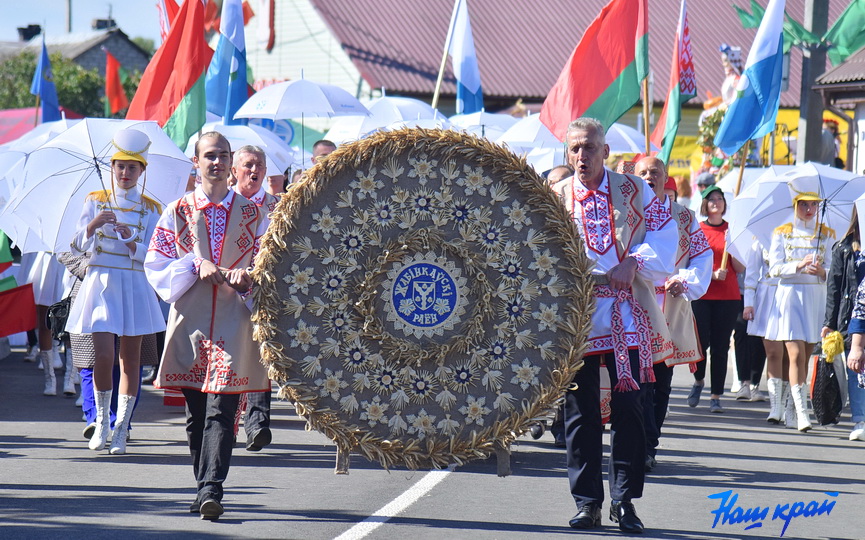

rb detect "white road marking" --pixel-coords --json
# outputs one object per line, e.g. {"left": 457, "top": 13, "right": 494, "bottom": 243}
{"left": 334, "top": 464, "right": 456, "bottom": 540}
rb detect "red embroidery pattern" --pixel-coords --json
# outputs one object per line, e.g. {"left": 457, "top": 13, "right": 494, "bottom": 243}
{"left": 689, "top": 228, "right": 710, "bottom": 259}
{"left": 645, "top": 197, "right": 671, "bottom": 232}
{"left": 577, "top": 191, "right": 613, "bottom": 255}
{"left": 148, "top": 226, "right": 177, "bottom": 258}
{"left": 594, "top": 284, "right": 655, "bottom": 390}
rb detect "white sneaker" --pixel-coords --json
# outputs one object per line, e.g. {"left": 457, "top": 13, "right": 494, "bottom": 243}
{"left": 850, "top": 421, "right": 865, "bottom": 441}
{"left": 735, "top": 385, "right": 751, "bottom": 401}
{"left": 749, "top": 384, "right": 767, "bottom": 402}
{"left": 731, "top": 379, "right": 742, "bottom": 393}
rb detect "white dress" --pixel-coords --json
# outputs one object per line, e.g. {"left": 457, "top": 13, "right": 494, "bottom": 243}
{"left": 19, "top": 251, "right": 65, "bottom": 306}
{"left": 764, "top": 220, "right": 833, "bottom": 343}
{"left": 743, "top": 238, "right": 779, "bottom": 338}
{"left": 65, "top": 186, "right": 166, "bottom": 336}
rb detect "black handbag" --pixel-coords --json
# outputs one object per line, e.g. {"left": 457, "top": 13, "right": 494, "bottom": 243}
{"left": 46, "top": 296, "right": 72, "bottom": 342}
{"left": 811, "top": 347, "right": 842, "bottom": 426}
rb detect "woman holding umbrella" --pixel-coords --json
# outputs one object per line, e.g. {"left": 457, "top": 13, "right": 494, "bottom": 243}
{"left": 66, "top": 128, "right": 166, "bottom": 454}
{"left": 765, "top": 190, "right": 834, "bottom": 432}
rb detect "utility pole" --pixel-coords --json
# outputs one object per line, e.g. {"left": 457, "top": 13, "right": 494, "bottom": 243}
{"left": 797, "top": 0, "right": 828, "bottom": 163}
{"left": 66, "top": 0, "right": 72, "bottom": 33}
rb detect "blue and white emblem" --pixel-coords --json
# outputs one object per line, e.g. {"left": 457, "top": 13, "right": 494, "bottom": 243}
{"left": 384, "top": 252, "right": 468, "bottom": 338}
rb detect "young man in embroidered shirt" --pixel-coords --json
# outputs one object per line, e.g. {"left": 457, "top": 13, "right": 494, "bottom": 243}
{"left": 144, "top": 132, "right": 270, "bottom": 520}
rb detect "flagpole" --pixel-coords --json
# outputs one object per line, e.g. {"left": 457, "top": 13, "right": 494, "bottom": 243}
{"left": 642, "top": 78, "right": 651, "bottom": 154}
{"left": 734, "top": 140, "right": 750, "bottom": 196}
{"left": 33, "top": 96, "right": 40, "bottom": 127}
{"left": 432, "top": 0, "right": 461, "bottom": 110}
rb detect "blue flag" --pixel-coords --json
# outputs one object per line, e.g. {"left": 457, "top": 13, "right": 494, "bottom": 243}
{"left": 714, "top": 0, "right": 786, "bottom": 155}
{"left": 447, "top": 0, "right": 483, "bottom": 114}
{"left": 30, "top": 37, "right": 61, "bottom": 123}
{"left": 205, "top": 0, "right": 249, "bottom": 124}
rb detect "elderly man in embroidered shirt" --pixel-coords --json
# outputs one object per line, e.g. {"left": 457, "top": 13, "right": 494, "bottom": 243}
{"left": 635, "top": 156, "right": 712, "bottom": 473}
{"left": 551, "top": 118, "right": 677, "bottom": 534}
{"left": 231, "top": 144, "right": 279, "bottom": 452}
{"left": 145, "top": 132, "right": 270, "bottom": 521}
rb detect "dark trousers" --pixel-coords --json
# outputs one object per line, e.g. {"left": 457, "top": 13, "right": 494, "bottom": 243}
{"left": 182, "top": 389, "right": 240, "bottom": 503}
{"left": 244, "top": 388, "right": 272, "bottom": 439}
{"left": 642, "top": 362, "right": 674, "bottom": 458}
{"left": 734, "top": 310, "right": 766, "bottom": 385}
{"left": 692, "top": 298, "right": 740, "bottom": 396}
{"left": 565, "top": 351, "right": 645, "bottom": 506}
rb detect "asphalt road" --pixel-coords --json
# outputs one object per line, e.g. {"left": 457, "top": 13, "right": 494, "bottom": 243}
{"left": 1, "top": 347, "right": 863, "bottom": 540}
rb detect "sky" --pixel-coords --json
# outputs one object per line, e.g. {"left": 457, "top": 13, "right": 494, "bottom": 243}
{"left": 1, "top": 0, "right": 163, "bottom": 45}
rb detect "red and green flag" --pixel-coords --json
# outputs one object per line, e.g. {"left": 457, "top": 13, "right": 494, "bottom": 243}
{"left": 651, "top": 0, "right": 696, "bottom": 164}
{"left": 0, "top": 232, "right": 13, "bottom": 274}
{"left": 540, "top": 0, "right": 648, "bottom": 140}
{"left": 126, "top": 0, "right": 213, "bottom": 148}
{"left": 104, "top": 50, "right": 129, "bottom": 116}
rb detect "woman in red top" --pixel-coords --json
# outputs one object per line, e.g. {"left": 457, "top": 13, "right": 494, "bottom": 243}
{"left": 687, "top": 185, "right": 745, "bottom": 413}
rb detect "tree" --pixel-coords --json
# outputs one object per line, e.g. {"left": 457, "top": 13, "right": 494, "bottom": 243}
{"left": 131, "top": 37, "right": 156, "bottom": 56}
{"left": 0, "top": 51, "right": 104, "bottom": 117}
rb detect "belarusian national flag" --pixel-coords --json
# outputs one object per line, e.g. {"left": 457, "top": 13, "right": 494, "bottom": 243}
{"left": 0, "top": 284, "right": 36, "bottom": 338}
{"left": 126, "top": 0, "right": 213, "bottom": 148}
{"left": 540, "top": 0, "right": 648, "bottom": 140}
{"left": 651, "top": 0, "right": 696, "bottom": 164}
{"left": 104, "top": 50, "right": 129, "bottom": 116}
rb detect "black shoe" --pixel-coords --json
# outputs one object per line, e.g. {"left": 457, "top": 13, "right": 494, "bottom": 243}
{"left": 199, "top": 498, "right": 224, "bottom": 520}
{"left": 141, "top": 366, "right": 157, "bottom": 385}
{"left": 553, "top": 434, "right": 566, "bottom": 448}
{"left": 569, "top": 503, "right": 602, "bottom": 529}
{"left": 246, "top": 427, "right": 272, "bottom": 452}
{"left": 645, "top": 455, "right": 657, "bottom": 472}
{"left": 610, "top": 500, "right": 644, "bottom": 534}
{"left": 529, "top": 422, "right": 545, "bottom": 440}
{"left": 189, "top": 499, "right": 200, "bottom": 513}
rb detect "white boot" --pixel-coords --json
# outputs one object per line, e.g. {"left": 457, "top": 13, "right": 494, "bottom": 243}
{"left": 791, "top": 383, "right": 812, "bottom": 432}
{"left": 41, "top": 351, "right": 56, "bottom": 396}
{"left": 63, "top": 355, "right": 76, "bottom": 397}
{"left": 109, "top": 394, "right": 136, "bottom": 455}
{"left": 783, "top": 382, "right": 796, "bottom": 428}
{"left": 766, "top": 378, "right": 783, "bottom": 424}
{"left": 89, "top": 390, "right": 113, "bottom": 451}
{"left": 51, "top": 348, "right": 63, "bottom": 369}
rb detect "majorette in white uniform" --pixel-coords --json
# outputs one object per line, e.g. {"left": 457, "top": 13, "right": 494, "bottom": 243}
{"left": 66, "top": 129, "right": 166, "bottom": 337}
{"left": 764, "top": 197, "right": 834, "bottom": 344}
{"left": 743, "top": 238, "right": 779, "bottom": 338}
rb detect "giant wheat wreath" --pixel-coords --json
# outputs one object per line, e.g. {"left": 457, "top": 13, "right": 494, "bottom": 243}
{"left": 251, "top": 128, "right": 594, "bottom": 474}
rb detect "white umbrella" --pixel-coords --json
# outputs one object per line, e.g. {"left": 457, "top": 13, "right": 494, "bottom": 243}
{"left": 233, "top": 79, "right": 370, "bottom": 120}
{"left": 496, "top": 114, "right": 560, "bottom": 154}
{"left": 606, "top": 123, "right": 658, "bottom": 154}
{"left": 324, "top": 96, "right": 445, "bottom": 144}
{"left": 525, "top": 146, "right": 565, "bottom": 174}
{"left": 0, "top": 118, "right": 191, "bottom": 253}
{"left": 0, "top": 118, "right": 81, "bottom": 153}
{"left": 745, "top": 162, "right": 865, "bottom": 251}
{"left": 725, "top": 167, "right": 790, "bottom": 263}
{"left": 449, "top": 111, "right": 518, "bottom": 139}
{"left": 384, "top": 118, "right": 452, "bottom": 131}
{"left": 187, "top": 122, "right": 295, "bottom": 175}
{"left": 716, "top": 165, "right": 796, "bottom": 195}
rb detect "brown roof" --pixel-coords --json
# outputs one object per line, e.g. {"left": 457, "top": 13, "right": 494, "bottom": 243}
{"left": 311, "top": 0, "right": 848, "bottom": 108}
{"left": 816, "top": 44, "right": 865, "bottom": 85}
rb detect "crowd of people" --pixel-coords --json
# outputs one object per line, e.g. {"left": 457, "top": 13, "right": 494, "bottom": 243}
{"left": 9, "top": 117, "right": 865, "bottom": 532}
{"left": 549, "top": 117, "right": 865, "bottom": 534}
{"left": 14, "top": 127, "right": 338, "bottom": 520}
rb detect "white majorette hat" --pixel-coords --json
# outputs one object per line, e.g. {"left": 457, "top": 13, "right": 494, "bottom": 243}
{"left": 111, "top": 128, "right": 151, "bottom": 166}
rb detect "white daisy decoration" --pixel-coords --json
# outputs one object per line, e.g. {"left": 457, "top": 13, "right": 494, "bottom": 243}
{"left": 529, "top": 248, "right": 560, "bottom": 278}
{"left": 360, "top": 395, "right": 389, "bottom": 427}
{"left": 533, "top": 302, "right": 561, "bottom": 332}
{"left": 284, "top": 264, "right": 316, "bottom": 295}
{"left": 502, "top": 199, "right": 532, "bottom": 231}
{"left": 406, "top": 409, "right": 437, "bottom": 439}
{"left": 310, "top": 206, "right": 342, "bottom": 240}
{"left": 350, "top": 167, "right": 382, "bottom": 199}
{"left": 315, "top": 368, "right": 348, "bottom": 400}
{"left": 288, "top": 320, "right": 320, "bottom": 352}
{"left": 510, "top": 358, "right": 540, "bottom": 390}
{"left": 459, "top": 395, "right": 491, "bottom": 426}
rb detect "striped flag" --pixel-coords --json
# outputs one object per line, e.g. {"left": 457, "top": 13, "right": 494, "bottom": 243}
{"left": 446, "top": 0, "right": 483, "bottom": 114}
{"left": 206, "top": 0, "right": 250, "bottom": 124}
{"left": 104, "top": 50, "right": 129, "bottom": 116}
{"left": 156, "top": 0, "right": 180, "bottom": 42}
{"left": 540, "top": 0, "right": 649, "bottom": 139}
{"left": 713, "top": 0, "right": 786, "bottom": 155}
{"left": 651, "top": 0, "right": 696, "bottom": 164}
{"left": 127, "top": 0, "right": 213, "bottom": 148}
